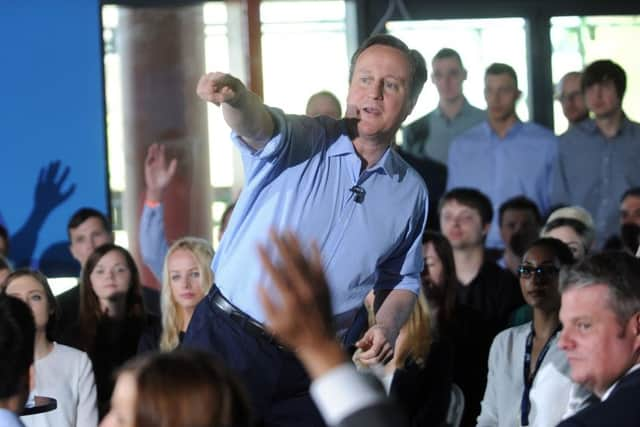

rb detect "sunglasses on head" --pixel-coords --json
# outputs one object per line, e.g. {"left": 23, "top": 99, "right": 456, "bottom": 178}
{"left": 517, "top": 264, "right": 559, "bottom": 279}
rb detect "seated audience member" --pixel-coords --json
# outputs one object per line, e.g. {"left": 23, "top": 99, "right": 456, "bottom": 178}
{"left": 477, "top": 238, "right": 589, "bottom": 427}
{"left": 447, "top": 63, "right": 556, "bottom": 249}
{"left": 2, "top": 270, "right": 98, "bottom": 427}
{"left": 57, "top": 208, "right": 159, "bottom": 338}
{"left": 556, "top": 71, "right": 589, "bottom": 131}
{"left": 101, "top": 349, "right": 251, "bottom": 427}
{"left": 551, "top": 60, "right": 640, "bottom": 247}
{"left": 541, "top": 206, "right": 595, "bottom": 260}
{"left": 0, "top": 254, "right": 12, "bottom": 285}
{"left": 0, "top": 294, "right": 35, "bottom": 427}
{"left": 557, "top": 251, "right": 640, "bottom": 426}
{"left": 139, "top": 143, "right": 234, "bottom": 281}
{"left": 138, "top": 237, "right": 214, "bottom": 352}
{"left": 402, "top": 48, "right": 485, "bottom": 164}
{"left": 439, "top": 189, "right": 524, "bottom": 426}
{"left": 497, "top": 196, "right": 542, "bottom": 276}
{"left": 604, "top": 187, "right": 640, "bottom": 254}
{"left": 257, "top": 232, "right": 409, "bottom": 427}
{"left": 62, "top": 244, "right": 149, "bottom": 419}
{"left": 354, "top": 288, "right": 452, "bottom": 427}
{"left": 306, "top": 91, "right": 342, "bottom": 119}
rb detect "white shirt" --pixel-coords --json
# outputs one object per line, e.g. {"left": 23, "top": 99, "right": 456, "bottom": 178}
{"left": 310, "top": 363, "right": 385, "bottom": 426}
{"left": 21, "top": 343, "right": 97, "bottom": 427}
{"left": 476, "top": 322, "right": 590, "bottom": 427}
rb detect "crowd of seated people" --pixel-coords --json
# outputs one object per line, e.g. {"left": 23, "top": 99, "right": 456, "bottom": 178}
{"left": 2, "top": 38, "right": 640, "bottom": 427}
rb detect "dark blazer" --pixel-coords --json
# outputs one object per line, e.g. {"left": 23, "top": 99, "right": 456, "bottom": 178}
{"left": 338, "top": 400, "right": 409, "bottom": 427}
{"left": 557, "top": 367, "right": 640, "bottom": 427}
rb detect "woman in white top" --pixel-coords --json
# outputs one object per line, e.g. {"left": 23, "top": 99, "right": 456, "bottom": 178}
{"left": 2, "top": 269, "right": 98, "bottom": 427}
{"left": 476, "top": 238, "right": 589, "bottom": 427}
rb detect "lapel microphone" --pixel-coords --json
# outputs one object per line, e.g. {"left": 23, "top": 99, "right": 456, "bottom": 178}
{"left": 350, "top": 185, "right": 366, "bottom": 203}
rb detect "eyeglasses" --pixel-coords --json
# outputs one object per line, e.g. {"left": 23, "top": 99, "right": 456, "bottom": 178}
{"left": 517, "top": 265, "right": 559, "bottom": 280}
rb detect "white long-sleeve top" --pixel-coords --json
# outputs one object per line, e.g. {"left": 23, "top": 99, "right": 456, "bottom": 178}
{"left": 476, "top": 322, "right": 591, "bottom": 427}
{"left": 21, "top": 342, "right": 98, "bottom": 427}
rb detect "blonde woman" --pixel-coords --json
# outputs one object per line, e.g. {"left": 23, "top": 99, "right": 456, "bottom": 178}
{"left": 355, "top": 289, "right": 452, "bottom": 427}
{"left": 139, "top": 237, "right": 214, "bottom": 352}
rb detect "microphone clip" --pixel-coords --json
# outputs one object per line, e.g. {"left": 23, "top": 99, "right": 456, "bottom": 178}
{"left": 350, "top": 185, "right": 366, "bottom": 204}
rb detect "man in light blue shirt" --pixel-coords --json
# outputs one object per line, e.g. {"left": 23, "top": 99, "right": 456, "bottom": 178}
{"left": 402, "top": 48, "right": 485, "bottom": 164}
{"left": 447, "top": 63, "right": 557, "bottom": 249}
{"left": 551, "top": 60, "right": 640, "bottom": 247}
{"left": 184, "top": 35, "right": 429, "bottom": 427}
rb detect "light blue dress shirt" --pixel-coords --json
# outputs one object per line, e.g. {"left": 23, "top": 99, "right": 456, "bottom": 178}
{"left": 213, "top": 107, "right": 428, "bottom": 323}
{"left": 0, "top": 409, "right": 25, "bottom": 427}
{"left": 139, "top": 204, "right": 169, "bottom": 281}
{"left": 447, "top": 121, "right": 557, "bottom": 249}
{"left": 551, "top": 117, "right": 640, "bottom": 246}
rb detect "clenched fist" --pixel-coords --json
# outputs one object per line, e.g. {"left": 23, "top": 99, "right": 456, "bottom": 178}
{"left": 196, "top": 72, "right": 246, "bottom": 106}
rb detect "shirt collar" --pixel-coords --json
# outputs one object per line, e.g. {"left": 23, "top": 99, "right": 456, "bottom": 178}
{"left": 327, "top": 130, "right": 396, "bottom": 177}
{"left": 435, "top": 97, "right": 472, "bottom": 120}
{"left": 601, "top": 363, "right": 640, "bottom": 401}
{"left": 581, "top": 114, "right": 632, "bottom": 137}
{"left": 483, "top": 119, "right": 523, "bottom": 139}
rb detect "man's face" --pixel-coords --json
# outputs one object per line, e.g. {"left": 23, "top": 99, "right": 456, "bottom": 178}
{"left": 69, "top": 217, "right": 112, "bottom": 267}
{"left": 559, "top": 284, "right": 640, "bottom": 397}
{"left": 620, "top": 195, "right": 640, "bottom": 227}
{"left": 347, "top": 44, "right": 413, "bottom": 142}
{"left": 484, "top": 73, "right": 520, "bottom": 123}
{"left": 584, "top": 80, "right": 621, "bottom": 119}
{"left": 440, "top": 200, "right": 488, "bottom": 250}
{"left": 499, "top": 208, "right": 539, "bottom": 250}
{"left": 432, "top": 57, "right": 465, "bottom": 103}
{"left": 559, "top": 74, "right": 588, "bottom": 124}
{"left": 306, "top": 95, "right": 341, "bottom": 119}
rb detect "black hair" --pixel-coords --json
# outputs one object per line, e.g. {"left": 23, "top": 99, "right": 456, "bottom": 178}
{"left": 486, "top": 62, "right": 518, "bottom": 88}
{"left": 432, "top": 48, "right": 463, "bottom": 68}
{"left": 582, "top": 59, "right": 626, "bottom": 100}
{"left": 621, "top": 187, "right": 640, "bottom": 203}
{"left": 0, "top": 294, "right": 35, "bottom": 399}
{"left": 498, "top": 196, "right": 542, "bottom": 227}
{"left": 526, "top": 237, "right": 575, "bottom": 267}
{"left": 67, "top": 208, "right": 111, "bottom": 241}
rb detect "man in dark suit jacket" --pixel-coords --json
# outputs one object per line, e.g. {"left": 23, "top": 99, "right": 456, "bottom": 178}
{"left": 257, "top": 232, "right": 409, "bottom": 427}
{"left": 557, "top": 251, "right": 640, "bottom": 426}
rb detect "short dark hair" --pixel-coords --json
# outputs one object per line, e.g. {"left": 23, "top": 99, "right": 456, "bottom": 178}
{"left": 432, "top": 48, "right": 463, "bottom": 68}
{"left": 306, "top": 91, "right": 342, "bottom": 118}
{"left": 0, "top": 224, "right": 8, "bottom": 254}
{"left": 621, "top": 187, "right": 640, "bottom": 203}
{"left": 0, "top": 294, "right": 35, "bottom": 399}
{"left": 67, "top": 208, "right": 111, "bottom": 241}
{"left": 527, "top": 237, "right": 575, "bottom": 267}
{"left": 560, "top": 251, "right": 640, "bottom": 324}
{"left": 582, "top": 59, "right": 626, "bottom": 100}
{"left": 349, "top": 34, "right": 428, "bottom": 106}
{"left": 486, "top": 62, "right": 518, "bottom": 88}
{"left": 4, "top": 269, "right": 58, "bottom": 341}
{"left": 498, "top": 196, "right": 542, "bottom": 227}
{"left": 440, "top": 188, "right": 493, "bottom": 226}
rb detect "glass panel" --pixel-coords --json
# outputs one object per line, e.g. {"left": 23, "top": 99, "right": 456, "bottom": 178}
{"left": 387, "top": 18, "right": 529, "bottom": 131}
{"left": 551, "top": 15, "right": 640, "bottom": 134}
{"left": 260, "top": 1, "right": 351, "bottom": 115}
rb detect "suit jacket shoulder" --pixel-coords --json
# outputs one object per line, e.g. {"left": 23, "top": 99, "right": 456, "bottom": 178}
{"left": 338, "top": 400, "right": 409, "bottom": 427}
{"left": 558, "top": 369, "right": 640, "bottom": 427}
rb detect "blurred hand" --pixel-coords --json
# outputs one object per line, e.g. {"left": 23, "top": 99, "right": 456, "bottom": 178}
{"left": 144, "top": 143, "right": 177, "bottom": 202}
{"left": 34, "top": 161, "right": 75, "bottom": 212}
{"left": 196, "top": 72, "right": 245, "bottom": 106}
{"left": 354, "top": 324, "right": 394, "bottom": 366}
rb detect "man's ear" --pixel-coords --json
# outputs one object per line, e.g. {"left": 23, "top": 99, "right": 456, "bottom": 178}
{"left": 481, "top": 222, "right": 491, "bottom": 237}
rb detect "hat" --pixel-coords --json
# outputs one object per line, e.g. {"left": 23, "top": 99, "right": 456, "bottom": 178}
{"left": 545, "top": 206, "right": 595, "bottom": 230}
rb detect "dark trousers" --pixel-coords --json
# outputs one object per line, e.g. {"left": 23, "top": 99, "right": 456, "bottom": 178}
{"left": 183, "top": 286, "right": 326, "bottom": 427}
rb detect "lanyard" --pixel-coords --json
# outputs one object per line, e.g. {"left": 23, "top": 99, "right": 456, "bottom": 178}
{"left": 520, "top": 324, "right": 561, "bottom": 426}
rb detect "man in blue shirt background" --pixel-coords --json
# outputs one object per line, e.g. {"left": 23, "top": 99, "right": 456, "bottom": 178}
{"left": 184, "top": 34, "right": 429, "bottom": 426}
{"left": 447, "top": 63, "right": 557, "bottom": 249}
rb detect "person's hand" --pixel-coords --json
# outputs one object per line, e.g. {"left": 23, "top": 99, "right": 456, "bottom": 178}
{"left": 258, "top": 231, "right": 346, "bottom": 378}
{"left": 354, "top": 324, "right": 394, "bottom": 366}
{"left": 33, "top": 161, "right": 76, "bottom": 213}
{"left": 144, "top": 143, "right": 177, "bottom": 202}
{"left": 196, "top": 72, "right": 245, "bottom": 106}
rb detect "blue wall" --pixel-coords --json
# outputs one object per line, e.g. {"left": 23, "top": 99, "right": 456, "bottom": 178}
{"left": 0, "top": 1, "right": 108, "bottom": 272}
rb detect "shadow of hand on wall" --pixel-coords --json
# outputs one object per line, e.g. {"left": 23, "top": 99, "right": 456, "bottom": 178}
{"left": 10, "top": 161, "right": 76, "bottom": 267}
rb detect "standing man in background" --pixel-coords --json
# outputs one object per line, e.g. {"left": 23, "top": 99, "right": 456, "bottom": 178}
{"left": 402, "top": 48, "right": 485, "bottom": 164}
{"left": 556, "top": 71, "right": 589, "bottom": 131}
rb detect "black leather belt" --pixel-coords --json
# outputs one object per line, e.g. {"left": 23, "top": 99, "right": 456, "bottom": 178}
{"left": 210, "top": 290, "right": 287, "bottom": 351}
